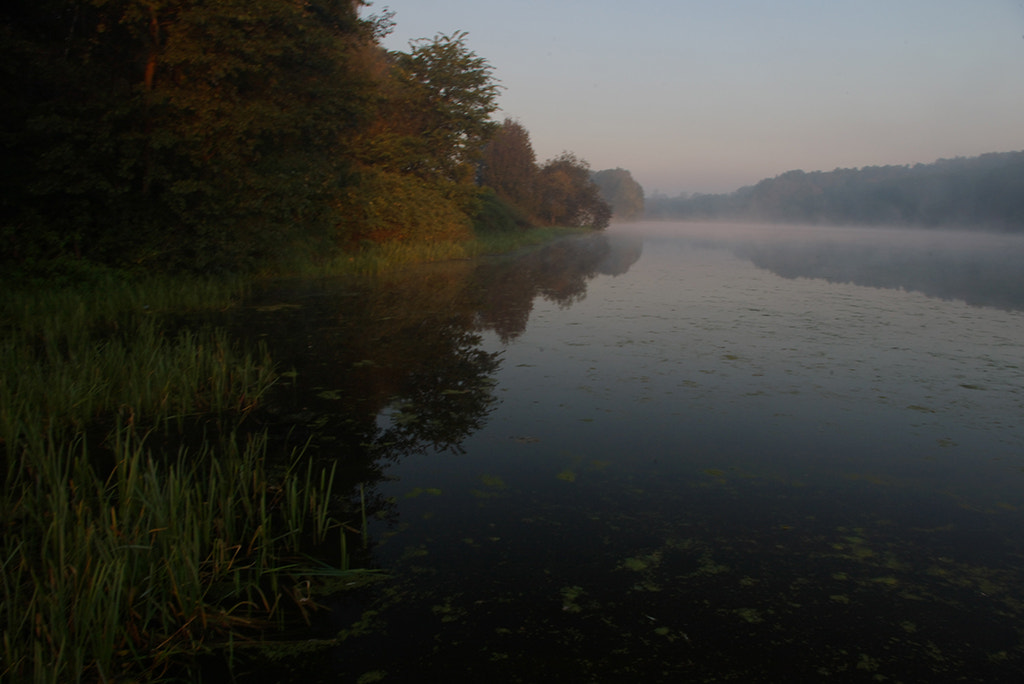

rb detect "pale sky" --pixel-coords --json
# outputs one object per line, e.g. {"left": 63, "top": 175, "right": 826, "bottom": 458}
{"left": 364, "top": 1, "right": 1024, "bottom": 195}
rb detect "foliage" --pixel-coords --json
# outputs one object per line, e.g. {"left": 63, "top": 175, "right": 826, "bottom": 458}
{"left": 592, "top": 168, "right": 645, "bottom": 220}
{"left": 472, "top": 187, "right": 534, "bottom": 233}
{"left": 337, "top": 168, "right": 473, "bottom": 245}
{"left": 394, "top": 32, "right": 501, "bottom": 183}
{"left": 1, "top": 0, "right": 375, "bottom": 271}
{"left": 479, "top": 118, "right": 539, "bottom": 216}
{"left": 536, "top": 153, "right": 612, "bottom": 229}
{"left": 351, "top": 32, "right": 499, "bottom": 181}
{"left": 0, "top": 277, "right": 368, "bottom": 681}
{"left": 1, "top": 1, "right": 627, "bottom": 272}
{"left": 645, "top": 151, "right": 1024, "bottom": 230}
{"left": 477, "top": 122, "right": 623, "bottom": 232}
{"left": 335, "top": 31, "right": 501, "bottom": 244}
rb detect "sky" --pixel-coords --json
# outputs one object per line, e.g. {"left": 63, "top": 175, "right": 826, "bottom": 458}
{"left": 362, "top": 1, "right": 1024, "bottom": 196}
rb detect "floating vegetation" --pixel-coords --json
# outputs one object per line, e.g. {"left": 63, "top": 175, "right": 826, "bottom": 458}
{"left": 620, "top": 550, "right": 663, "bottom": 573}
{"left": 732, "top": 607, "right": 765, "bottom": 624}
{"left": 479, "top": 474, "right": 507, "bottom": 489}
{"left": 316, "top": 389, "right": 344, "bottom": 400}
{"left": 559, "top": 586, "right": 587, "bottom": 613}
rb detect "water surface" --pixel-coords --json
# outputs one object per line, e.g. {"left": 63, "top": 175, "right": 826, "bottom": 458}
{"left": 239, "top": 222, "right": 1024, "bottom": 682}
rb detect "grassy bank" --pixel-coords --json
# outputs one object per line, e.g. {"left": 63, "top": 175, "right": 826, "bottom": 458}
{"left": 0, "top": 274, "right": 371, "bottom": 682}
{"left": 0, "top": 226, "right": 585, "bottom": 681}
{"left": 278, "top": 225, "right": 593, "bottom": 277}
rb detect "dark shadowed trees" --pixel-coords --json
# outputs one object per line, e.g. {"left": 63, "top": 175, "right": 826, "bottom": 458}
{"left": 2, "top": 4, "right": 620, "bottom": 270}
{"left": 1, "top": 0, "right": 375, "bottom": 271}
{"left": 479, "top": 118, "right": 538, "bottom": 214}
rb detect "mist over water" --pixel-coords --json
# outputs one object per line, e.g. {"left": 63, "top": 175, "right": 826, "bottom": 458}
{"left": 245, "top": 223, "right": 1024, "bottom": 681}
{"left": 619, "top": 220, "right": 1024, "bottom": 310}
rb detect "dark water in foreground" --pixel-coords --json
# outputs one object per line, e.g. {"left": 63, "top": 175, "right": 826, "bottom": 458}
{"left": 236, "top": 222, "right": 1024, "bottom": 682}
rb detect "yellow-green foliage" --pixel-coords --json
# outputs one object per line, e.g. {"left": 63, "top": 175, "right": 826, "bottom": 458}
{"left": 337, "top": 169, "right": 474, "bottom": 245}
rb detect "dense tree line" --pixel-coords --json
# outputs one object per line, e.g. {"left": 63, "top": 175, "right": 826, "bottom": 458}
{"left": 2, "top": 0, "right": 378, "bottom": 271}
{"left": 646, "top": 152, "right": 1024, "bottom": 231}
{"left": 478, "top": 119, "right": 612, "bottom": 232}
{"left": 1, "top": 3, "right": 611, "bottom": 273}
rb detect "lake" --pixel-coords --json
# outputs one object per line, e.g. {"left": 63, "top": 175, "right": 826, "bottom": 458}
{"left": 237, "top": 222, "right": 1024, "bottom": 682}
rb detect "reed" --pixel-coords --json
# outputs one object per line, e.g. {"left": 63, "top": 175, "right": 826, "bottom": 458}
{"left": 0, "top": 274, "right": 369, "bottom": 682}
{"left": 0, "top": 271, "right": 268, "bottom": 441}
{"left": 1, "top": 422, "right": 369, "bottom": 681}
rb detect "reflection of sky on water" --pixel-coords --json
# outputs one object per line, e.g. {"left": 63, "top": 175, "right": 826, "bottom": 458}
{"left": 330, "top": 224, "right": 1024, "bottom": 680}
{"left": 474, "top": 230, "right": 1024, "bottom": 481}
{"left": 630, "top": 221, "right": 1024, "bottom": 311}
{"left": 375, "top": 222, "right": 1024, "bottom": 523}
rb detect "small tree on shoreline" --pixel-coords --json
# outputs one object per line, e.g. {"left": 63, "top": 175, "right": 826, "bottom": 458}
{"left": 536, "top": 152, "right": 612, "bottom": 229}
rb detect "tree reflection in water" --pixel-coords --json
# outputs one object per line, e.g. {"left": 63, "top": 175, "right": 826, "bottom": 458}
{"left": 232, "top": 231, "right": 642, "bottom": 501}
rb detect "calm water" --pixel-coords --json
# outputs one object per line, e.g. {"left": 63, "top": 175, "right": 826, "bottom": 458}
{"left": 240, "top": 222, "right": 1024, "bottom": 682}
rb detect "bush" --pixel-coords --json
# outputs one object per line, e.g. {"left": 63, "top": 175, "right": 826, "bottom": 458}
{"left": 336, "top": 170, "right": 473, "bottom": 245}
{"left": 472, "top": 188, "right": 534, "bottom": 233}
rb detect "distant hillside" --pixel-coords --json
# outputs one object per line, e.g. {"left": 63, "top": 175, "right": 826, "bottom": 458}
{"left": 646, "top": 151, "right": 1024, "bottom": 230}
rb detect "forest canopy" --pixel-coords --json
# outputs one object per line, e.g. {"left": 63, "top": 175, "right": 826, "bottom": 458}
{"left": 1, "top": 2, "right": 614, "bottom": 274}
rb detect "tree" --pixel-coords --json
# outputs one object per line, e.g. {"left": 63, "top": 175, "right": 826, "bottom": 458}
{"left": 591, "top": 168, "right": 644, "bottom": 220}
{"left": 1, "top": 0, "right": 376, "bottom": 271}
{"left": 536, "top": 152, "right": 612, "bottom": 229}
{"left": 479, "top": 118, "right": 537, "bottom": 214}
{"left": 393, "top": 31, "right": 501, "bottom": 184}
{"left": 337, "top": 31, "right": 502, "bottom": 244}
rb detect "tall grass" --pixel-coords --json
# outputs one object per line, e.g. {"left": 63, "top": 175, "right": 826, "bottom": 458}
{"left": 0, "top": 274, "right": 367, "bottom": 682}
{"left": 287, "top": 226, "right": 592, "bottom": 277}
{"left": 1, "top": 426, "right": 361, "bottom": 682}
{"left": 0, "top": 319, "right": 276, "bottom": 447}
{"left": 1, "top": 226, "right": 580, "bottom": 679}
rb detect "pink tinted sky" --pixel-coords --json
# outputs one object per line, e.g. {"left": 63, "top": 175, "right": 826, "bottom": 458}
{"left": 364, "top": 1, "right": 1024, "bottom": 195}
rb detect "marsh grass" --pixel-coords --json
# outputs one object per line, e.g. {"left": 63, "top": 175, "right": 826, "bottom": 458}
{"left": 0, "top": 274, "right": 369, "bottom": 682}
{"left": 1, "top": 227, "right": 581, "bottom": 680}
{"left": 2, "top": 426, "right": 367, "bottom": 682}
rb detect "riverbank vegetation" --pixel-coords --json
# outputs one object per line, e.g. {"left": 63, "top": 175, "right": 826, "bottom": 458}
{"left": 0, "top": 221, "right": 594, "bottom": 680}
{"left": 0, "top": 274, "right": 388, "bottom": 681}
{"left": 1, "top": 4, "right": 617, "bottom": 278}
{"left": 0, "top": 4, "right": 628, "bottom": 679}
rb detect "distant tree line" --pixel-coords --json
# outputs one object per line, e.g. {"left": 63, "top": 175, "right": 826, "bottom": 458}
{"left": 591, "top": 168, "right": 644, "bottom": 220}
{"left": 1, "top": 2, "right": 614, "bottom": 273}
{"left": 645, "top": 152, "right": 1024, "bottom": 231}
